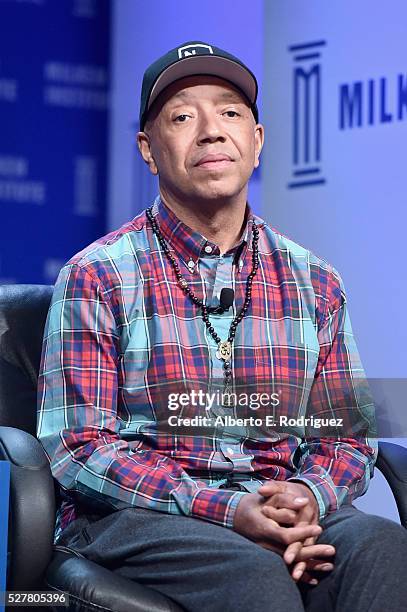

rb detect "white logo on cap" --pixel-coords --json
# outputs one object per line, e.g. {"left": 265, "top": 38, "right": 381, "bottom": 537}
{"left": 178, "top": 44, "right": 214, "bottom": 59}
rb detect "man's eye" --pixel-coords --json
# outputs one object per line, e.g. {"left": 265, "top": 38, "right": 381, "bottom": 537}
{"left": 174, "top": 114, "right": 190, "bottom": 122}
{"left": 224, "top": 110, "right": 239, "bottom": 118}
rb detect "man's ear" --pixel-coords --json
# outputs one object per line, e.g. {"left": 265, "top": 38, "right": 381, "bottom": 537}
{"left": 137, "top": 132, "right": 158, "bottom": 175}
{"left": 253, "top": 123, "right": 265, "bottom": 169}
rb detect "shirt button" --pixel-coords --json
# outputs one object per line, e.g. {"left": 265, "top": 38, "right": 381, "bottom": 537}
{"left": 204, "top": 245, "right": 213, "bottom": 254}
{"left": 226, "top": 447, "right": 234, "bottom": 456}
{"left": 187, "top": 259, "right": 195, "bottom": 270}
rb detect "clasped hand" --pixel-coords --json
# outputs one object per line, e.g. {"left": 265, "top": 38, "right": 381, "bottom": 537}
{"left": 233, "top": 481, "right": 335, "bottom": 585}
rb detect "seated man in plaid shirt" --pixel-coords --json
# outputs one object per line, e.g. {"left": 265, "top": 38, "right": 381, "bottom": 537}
{"left": 37, "top": 41, "right": 407, "bottom": 612}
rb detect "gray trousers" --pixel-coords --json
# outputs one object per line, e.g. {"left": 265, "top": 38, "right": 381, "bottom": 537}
{"left": 56, "top": 503, "right": 407, "bottom": 612}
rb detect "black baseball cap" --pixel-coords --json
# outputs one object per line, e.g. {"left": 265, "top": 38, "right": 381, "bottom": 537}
{"left": 139, "top": 41, "right": 259, "bottom": 130}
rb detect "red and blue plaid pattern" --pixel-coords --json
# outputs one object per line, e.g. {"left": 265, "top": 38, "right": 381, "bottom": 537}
{"left": 37, "top": 197, "right": 377, "bottom": 542}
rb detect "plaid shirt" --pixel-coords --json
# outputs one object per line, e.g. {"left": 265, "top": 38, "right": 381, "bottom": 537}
{"left": 37, "top": 196, "right": 377, "bottom": 542}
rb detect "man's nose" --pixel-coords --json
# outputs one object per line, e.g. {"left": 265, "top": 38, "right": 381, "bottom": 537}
{"left": 197, "top": 112, "right": 226, "bottom": 144}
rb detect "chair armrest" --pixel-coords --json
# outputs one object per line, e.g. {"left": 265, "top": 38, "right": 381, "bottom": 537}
{"left": 45, "top": 550, "right": 184, "bottom": 612}
{"left": 376, "top": 441, "right": 407, "bottom": 528}
{"left": 0, "top": 426, "right": 55, "bottom": 589}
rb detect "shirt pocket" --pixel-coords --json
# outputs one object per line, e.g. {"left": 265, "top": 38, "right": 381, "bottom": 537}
{"left": 254, "top": 317, "right": 320, "bottom": 371}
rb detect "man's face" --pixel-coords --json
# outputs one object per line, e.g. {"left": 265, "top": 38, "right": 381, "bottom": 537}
{"left": 138, "top": 75, "right": 264, "bottom": 206}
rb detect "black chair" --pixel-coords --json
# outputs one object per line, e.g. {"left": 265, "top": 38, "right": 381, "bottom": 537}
{"left": 1, "top": 285, "right": 407, "bottom": 611}
{"left": 0, "top": 285, "right": 182, "bottom": 612}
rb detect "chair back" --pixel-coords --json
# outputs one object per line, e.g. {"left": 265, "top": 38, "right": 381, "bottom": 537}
{"left": 0, "top": 284, "right": 53, "bottom": 434}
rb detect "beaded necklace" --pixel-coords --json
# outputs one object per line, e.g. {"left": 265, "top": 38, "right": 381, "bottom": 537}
{"left": 146, "top": 206, "right": 259, "bottom": 405}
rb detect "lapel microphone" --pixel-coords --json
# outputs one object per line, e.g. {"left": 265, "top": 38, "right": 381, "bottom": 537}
{"left": 219, "top": 288, "right": 234, "bottom": 311}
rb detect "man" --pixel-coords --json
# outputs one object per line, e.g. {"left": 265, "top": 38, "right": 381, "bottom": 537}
{"left": 37, "top": 42, "right": 407, "bottom": 611}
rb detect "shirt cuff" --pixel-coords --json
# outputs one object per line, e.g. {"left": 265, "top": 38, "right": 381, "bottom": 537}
{"left": 286, "top": 476, "right": 334, "bottom": 521}
{"left": 191, "top": 488, "right": 247, "bottom": 528}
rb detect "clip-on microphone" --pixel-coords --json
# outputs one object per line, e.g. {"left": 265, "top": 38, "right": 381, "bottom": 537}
{"left": 219, "top": 287, "right": 234, "bottom": 312}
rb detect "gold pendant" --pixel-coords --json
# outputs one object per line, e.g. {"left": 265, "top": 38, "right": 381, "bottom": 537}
{"left": 222, "top": 391, "right": 235, "bottom": 407}
{"left": 216, "top": 340, "right": 232, "bottom": 361}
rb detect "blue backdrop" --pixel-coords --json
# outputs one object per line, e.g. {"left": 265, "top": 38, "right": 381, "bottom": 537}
{"left": 262, "top": 0, "right": 407, "bottom": 521}
{"left": 0, "top": 0, "right": 110, "bottom": 284}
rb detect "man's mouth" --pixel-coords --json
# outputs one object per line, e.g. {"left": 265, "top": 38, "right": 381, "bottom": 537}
{"left": 195, "top": 154, "right": 233, "bottom": 169}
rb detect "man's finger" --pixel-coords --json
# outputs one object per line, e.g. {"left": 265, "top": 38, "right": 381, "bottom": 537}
{"left": 306, "top": 560, "right": 335, "bottom": 572}
{"left": 258, "top": 481, "right": 287, "bottom": 496}
{"left": 295, "top": 544, "right": 336, "bottom": 561}
{"left": 284, "top": 531, "right": 317, "bottom": 564}
{"left": 255, "top": 540, "right": 332, "bottom": 585}
{"left": 289, "top": 531, "right": 317, "bottom": 581}
{"left": 283, "top": 522, "right": 318, "bottom": 566}
{"left": 284, "top": 540, "right": 304, "bottom": 564}
{"left": 284, "top": 540, "right": 335, "bottom": 565}
{"left": 261, "top": 506, "right": 298, "bottom": 524}
{"left": 265, "top": 523, "right": 322, "bottom": 546}
{"left": 299, "top": 571, "right": 319, "bottom": 586}
{"left": 292, "top": 561, "right": 307, "bottom": 581}
{"left": 263, "top": 492, "right": 310, "bottom": 510}
{"left": 291, "top": 538, "right": 335, "bottom": 581}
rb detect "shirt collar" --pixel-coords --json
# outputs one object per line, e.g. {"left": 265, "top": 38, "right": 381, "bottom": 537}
{"left": 150, "top": 196, "right": 265, "bottom": 274}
